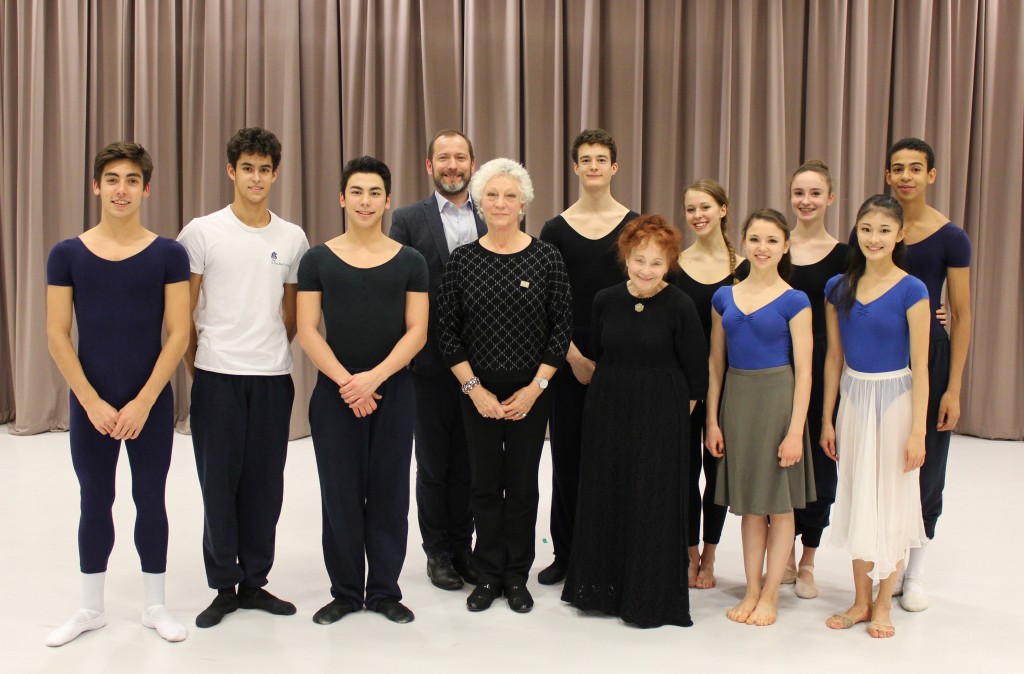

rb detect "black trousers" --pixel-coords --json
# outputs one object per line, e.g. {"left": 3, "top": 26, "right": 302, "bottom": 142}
{"left": 546, "top": 364, "right": 585, "bottom": 562}
{"left": 921, "top": 333, "right": 952, "bottom": 540}
{"left": 461, "top": 379, "right": 551, "bottom": 586}
{"left": 412, "top": 371, "right": 473, "bottom": 558}
{"left": 794, "top": 331, "right": 838, "bottom": 548}
{"left": 191, "top": 370, "right": 293, "bottom": 589}
{"left": 309, "top": 370, "right": 414, "bottom": 609}
{"left": 686, "top": 400, "right": 727, "bottom": 547}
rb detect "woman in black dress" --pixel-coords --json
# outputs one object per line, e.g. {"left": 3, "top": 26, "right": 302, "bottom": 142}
{"left": 562, "top": 215, "right": 708, "bottom": 628}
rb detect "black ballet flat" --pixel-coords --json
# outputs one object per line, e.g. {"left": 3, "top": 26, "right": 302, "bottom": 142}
{"left": 504, "top": 584, "right": 534, "bottom": 613}
{"left": 466, "top": 583, "right": 502, "bottom": 612}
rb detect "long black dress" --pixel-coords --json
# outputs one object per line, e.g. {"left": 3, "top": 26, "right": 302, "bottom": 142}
{"left": 561, "top": 282, "right": 708, "bottom": 628}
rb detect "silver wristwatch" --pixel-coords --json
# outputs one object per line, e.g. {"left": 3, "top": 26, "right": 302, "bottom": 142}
{"left": 533, "top": 376, "right": 549, "bottom": 390}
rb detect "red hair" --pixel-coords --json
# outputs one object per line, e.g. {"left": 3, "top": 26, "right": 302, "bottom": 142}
{"left": 617, "top": 214, "right": 682, "bottom": 270}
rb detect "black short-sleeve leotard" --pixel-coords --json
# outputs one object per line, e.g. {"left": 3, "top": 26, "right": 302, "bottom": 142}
{"left": 297, "top": 244, "right": 428, "bottom": 369}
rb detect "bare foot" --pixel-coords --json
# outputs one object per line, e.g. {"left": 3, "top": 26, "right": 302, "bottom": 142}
{"left": 765, "top": 564, "right": 798, "bottom": 585}
{"left": 868, "top": 601, "right": 895, "bottom": 638}
{"left": 867, "top": 622, "right": 895, "bottom": 638}
{"left": 825, "top": 604, "right": 870, "bottom": 630}
{"left": 687, "top": 550, "right": 700, "bottom": 589}
{"left": 746, "top": 593, "right": 778, "bottom": 626}
{"left": 695, "top": 556, "right": 717, "bottom": 589}
{"left": 726, "top": 590, "right": 759, "bottom": 623}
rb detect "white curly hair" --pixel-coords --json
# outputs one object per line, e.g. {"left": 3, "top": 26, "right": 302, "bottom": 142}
{"left": 469, "top": 158, "right": 534, "bottom": 222}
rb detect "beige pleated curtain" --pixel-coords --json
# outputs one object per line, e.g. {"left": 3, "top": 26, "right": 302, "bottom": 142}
{"left": 2, "top": 0, "right": 1022, "bottom": 440}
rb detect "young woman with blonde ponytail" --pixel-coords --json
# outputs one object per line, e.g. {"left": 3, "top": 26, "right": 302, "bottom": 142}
{"left": 672, "top": 179, "right": 748, "bottom": 590}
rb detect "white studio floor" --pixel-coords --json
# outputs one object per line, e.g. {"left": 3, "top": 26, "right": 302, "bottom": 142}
{"left": 1, "top": 425, "right": 1020, "bottom": 674}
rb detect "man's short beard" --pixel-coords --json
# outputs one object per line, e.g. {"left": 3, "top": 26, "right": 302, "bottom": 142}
{"left": 434, "top": 173, "right": 468, "bottom": 195}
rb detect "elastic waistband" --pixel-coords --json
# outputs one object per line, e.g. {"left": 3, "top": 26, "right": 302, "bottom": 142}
{"left": 726, "top": 364, "right": 791, "bottom": 377}
{"left": 843, "top": 366, "right": 911, "bottom": 381}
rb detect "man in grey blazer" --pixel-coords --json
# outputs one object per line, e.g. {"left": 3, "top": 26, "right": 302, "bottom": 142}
{"left": 389, "top": 129, "right": 485, "bottom": 591}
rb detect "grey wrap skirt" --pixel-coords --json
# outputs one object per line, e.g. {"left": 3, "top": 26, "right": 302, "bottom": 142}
{"left": 714, "top": 365, "right": 816, "bottom": 515}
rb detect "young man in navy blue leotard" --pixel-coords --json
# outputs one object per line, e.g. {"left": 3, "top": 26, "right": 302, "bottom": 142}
{"left": 884, "top": 138, "right": 972, "bottom": 612}
{"left": 46, "top": 142, "right": 191, "bottom": 646}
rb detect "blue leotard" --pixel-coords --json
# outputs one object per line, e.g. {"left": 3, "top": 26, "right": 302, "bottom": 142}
{"left": 711, "top": 287, "right": 810, "bottom": 369}
{"left": 824, "top": 274, "right": 929, "bottom": 372}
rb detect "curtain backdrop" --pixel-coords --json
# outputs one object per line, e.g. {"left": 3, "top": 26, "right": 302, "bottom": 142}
{"left": 2, "top": 0, "right": 1021, "bottom": 440}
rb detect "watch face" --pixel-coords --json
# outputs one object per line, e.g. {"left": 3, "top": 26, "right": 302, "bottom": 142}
{"left": 536, "top": 377, "right": 548, "bottom": 389}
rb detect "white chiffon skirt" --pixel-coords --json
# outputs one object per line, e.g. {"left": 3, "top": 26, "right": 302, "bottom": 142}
{"left": 828, "top": 367, "right": 926, "bottom": 580}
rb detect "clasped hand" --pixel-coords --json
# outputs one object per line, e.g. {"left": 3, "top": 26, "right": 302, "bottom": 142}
{"left": 339, "top": 370, "right": 383, "bottom": 418}
{"left": 469, "top": 384, "right": 540, "bottom": 421}
{"left": 86, "top": 396, "right": 153, "bottom": 440}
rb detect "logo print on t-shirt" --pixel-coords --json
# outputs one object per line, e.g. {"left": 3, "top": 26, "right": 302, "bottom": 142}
{"left": 269, "top": 251, "right": 288, "bottom": 267}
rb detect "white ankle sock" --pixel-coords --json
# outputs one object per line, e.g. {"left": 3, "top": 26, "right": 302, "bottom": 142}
{"left": 900, "top": 543, "right": 930, "bottom": 611}
{"left": 45, "top": 609, "right": 107, "bottom": 647}
{"left": 905, "top": 542, "right": 928, "bottom": 580}
{"left": 140, "top": 572, "right": 186, "bottom": 641}
{"left": 45, "top": 572, "right": 108, "bottom": 647}
{"left": 82, "top": 571, "right": 106, "bottom": 612}
{"left": 142, "top": 572, "right": 165, "bottom": 607}
{"left": 142, "top": 605, "right": 187, "bottom": 643}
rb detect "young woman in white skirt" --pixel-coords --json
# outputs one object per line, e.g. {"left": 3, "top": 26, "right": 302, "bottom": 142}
{"left": 705, "top": 208, "right": 815, "bottom": 627}
{"left": 820, "top": 194, "right": 929, "bottom": 639}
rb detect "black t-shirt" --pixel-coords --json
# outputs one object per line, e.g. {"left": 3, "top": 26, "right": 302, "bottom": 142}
{"left": 297, "top": 244, "right": 428, "bottom": 369}
{"left": 539, "top": 211, "right": 638, "bottom": 334}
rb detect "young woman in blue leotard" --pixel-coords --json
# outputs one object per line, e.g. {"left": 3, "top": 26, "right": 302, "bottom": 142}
{"left": 822, "top": 195, "right": 929, "bottom": 639}
{"left": 705, "top": 209, "right": 814, "bottom": 627}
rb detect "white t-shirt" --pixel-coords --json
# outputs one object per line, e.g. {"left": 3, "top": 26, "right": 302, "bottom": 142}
{"left": 177, "top": 205, "right": 309, "bottom": 375}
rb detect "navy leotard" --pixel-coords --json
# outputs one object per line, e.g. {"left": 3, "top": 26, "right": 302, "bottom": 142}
{"left": 47, "top": 236, "right": 189, "bottom": 573}
{"left": 47, "top": 237, "right": 189, "bottom": 405}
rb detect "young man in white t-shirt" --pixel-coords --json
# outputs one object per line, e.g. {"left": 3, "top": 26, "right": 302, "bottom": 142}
{"left": 177, "top": 127, "right": 309, "bottom": 628}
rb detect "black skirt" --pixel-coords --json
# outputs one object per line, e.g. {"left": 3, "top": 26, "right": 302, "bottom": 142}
{"left": 562, "top": 363, "right": 692, "bottom": 628}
